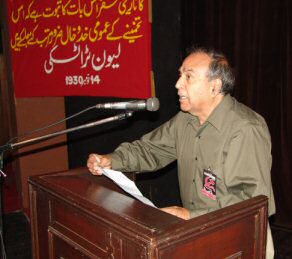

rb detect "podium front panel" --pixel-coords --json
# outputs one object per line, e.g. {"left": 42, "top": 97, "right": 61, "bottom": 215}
{"left": 29, "top": 167, "right": 268, "bottom": 259}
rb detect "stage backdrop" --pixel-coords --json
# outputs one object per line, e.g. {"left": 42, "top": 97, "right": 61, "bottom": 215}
{"left": 7, "top": 0, "right": 153, "bottom": 98}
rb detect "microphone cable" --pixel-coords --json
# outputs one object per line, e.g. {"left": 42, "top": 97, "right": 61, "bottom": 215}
{"left": 5, "top": 104, "right": 97, "bottom": 145}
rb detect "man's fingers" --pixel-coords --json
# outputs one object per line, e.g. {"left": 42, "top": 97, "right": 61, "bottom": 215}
{"left": 93, "top": 154, "right": 101, "bottom": 163}
{"left": 88, "top": 167, "right": 103, "bottom": 175}
{"left": 160, "top": 206, "right": 190, "bottom": 220}
{"left": 92, "top": 169, "right": 103, "bottom": 175}
{"left": 87, "top": 153, "right": 111, "bottom": 176}
{"left": 87, "top": 154, "right": 103, "bottom": 175}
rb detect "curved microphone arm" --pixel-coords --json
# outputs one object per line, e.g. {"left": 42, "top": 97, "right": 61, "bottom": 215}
{"left": 0, "top": 111, "right": 134, "bottom": 158}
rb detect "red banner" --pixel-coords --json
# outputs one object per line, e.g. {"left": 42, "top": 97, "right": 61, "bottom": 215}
{"left": 7, "top": 0, "right": 153, "bottom": 98}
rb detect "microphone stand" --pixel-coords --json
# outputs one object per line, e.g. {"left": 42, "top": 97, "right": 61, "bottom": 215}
{"left": 0, "top": 110, "right": 134, "bottom": 258}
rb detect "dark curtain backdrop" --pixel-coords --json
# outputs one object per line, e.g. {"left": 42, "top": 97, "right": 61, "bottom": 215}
{"left": 182, "top": 0, "right": 292, "bottom": 228}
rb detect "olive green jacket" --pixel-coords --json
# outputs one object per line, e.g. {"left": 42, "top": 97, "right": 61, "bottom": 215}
{"left": 111, "top": 94, "right": 276, "bottom": 218}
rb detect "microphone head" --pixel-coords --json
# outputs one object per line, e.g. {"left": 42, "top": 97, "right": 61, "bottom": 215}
{"left": 146, "top": 97, "right": 160, "bottom": 111}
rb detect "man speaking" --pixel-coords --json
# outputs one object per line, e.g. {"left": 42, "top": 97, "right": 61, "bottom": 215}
{"left": 87, "top": 47, "right": 275, "bottom": 258}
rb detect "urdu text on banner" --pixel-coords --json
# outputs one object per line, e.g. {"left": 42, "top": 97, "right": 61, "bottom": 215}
{"left": 7, "top": 0, "right": 153, "bottom": 98}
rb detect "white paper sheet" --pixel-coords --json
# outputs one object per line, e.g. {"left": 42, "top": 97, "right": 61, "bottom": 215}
{"left": 102, "top": 168, "right": 156, "bottom": 208}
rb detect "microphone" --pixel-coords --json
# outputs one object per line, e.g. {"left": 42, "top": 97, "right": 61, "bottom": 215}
{"left": 95, "top": 97, "right": 160, "bottom": 111}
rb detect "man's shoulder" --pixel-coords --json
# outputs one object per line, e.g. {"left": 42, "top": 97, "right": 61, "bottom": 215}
{"left": 232, "top": 99, "right": 267, "bottom": 128}
{"left": 219, "top": 98, "right": 271, "bottom": 144}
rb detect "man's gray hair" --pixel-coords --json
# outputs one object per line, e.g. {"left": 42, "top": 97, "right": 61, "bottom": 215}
{"left": 187, "top": 47, "right": 235, "bottom": 94}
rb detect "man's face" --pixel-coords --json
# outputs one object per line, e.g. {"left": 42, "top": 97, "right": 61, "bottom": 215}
{"left": 175, "top": 52, "right": 213, "bottom": 116}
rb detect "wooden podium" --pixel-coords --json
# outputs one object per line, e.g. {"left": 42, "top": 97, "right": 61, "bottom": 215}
{"left": 28, "top": 167, "right": 268, "bottom": 259}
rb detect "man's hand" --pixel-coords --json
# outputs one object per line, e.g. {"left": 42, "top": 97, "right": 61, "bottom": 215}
{"left": 87, "top": 154, "right": 112, "bottom": 175}
{"left": 160, "top": 206, "right": 190, "bottom": 220}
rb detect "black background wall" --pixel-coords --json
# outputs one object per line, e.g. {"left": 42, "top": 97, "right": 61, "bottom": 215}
{"left": 65, "top": 0, "right": 183, "bottom": 207}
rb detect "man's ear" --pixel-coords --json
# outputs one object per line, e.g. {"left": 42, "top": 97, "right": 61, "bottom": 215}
{"left": 211, "top": 79, "right": 223, "bottom": 96}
